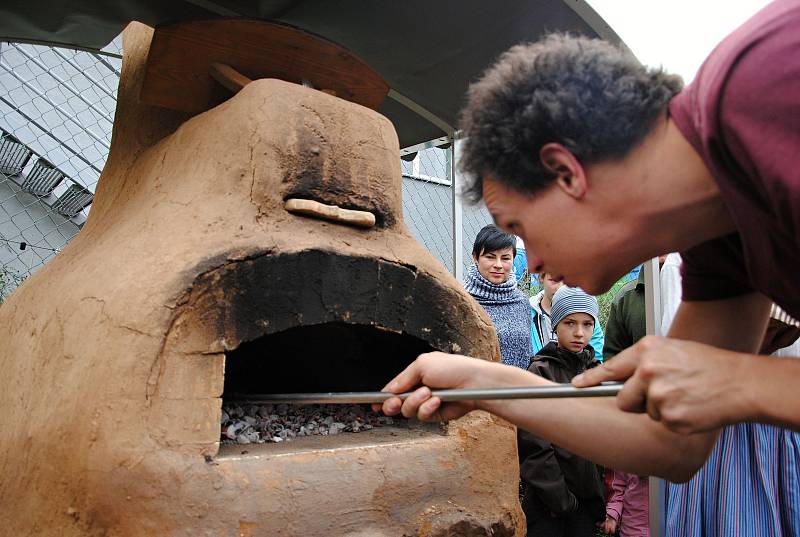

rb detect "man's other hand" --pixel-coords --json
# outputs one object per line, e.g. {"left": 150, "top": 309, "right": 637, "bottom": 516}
{"left": 573, "top": 336, "right": 750, "bottom": 434}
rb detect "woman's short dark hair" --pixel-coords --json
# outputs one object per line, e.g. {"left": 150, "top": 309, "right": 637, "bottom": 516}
{"left": 458, "top": 33, "right": 683, "bottom": 203}
{"left": 472, "top": 224, "right": 517, "bottom": 259}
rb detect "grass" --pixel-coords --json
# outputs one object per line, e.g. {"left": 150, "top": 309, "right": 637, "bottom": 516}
{"left": 596, "top": 278, "right": 634, "bottom": 329}
{"left": 0, "top": 266, "right": 25, "bottom": 305}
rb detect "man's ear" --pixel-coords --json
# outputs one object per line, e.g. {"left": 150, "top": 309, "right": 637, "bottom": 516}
{"left": 539, "top": 143, "right": 588, "bottom": 200}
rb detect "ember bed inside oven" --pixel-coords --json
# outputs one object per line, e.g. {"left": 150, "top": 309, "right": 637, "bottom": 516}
{"left": 219, "top": 322, "right": 442, "bottom": 451}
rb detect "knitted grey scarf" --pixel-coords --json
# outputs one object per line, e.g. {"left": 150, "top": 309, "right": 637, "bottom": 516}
{"left": 464, "top": 264, "right": 532, "bottom": 369}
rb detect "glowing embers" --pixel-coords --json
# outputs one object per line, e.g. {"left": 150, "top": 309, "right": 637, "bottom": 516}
{"left": 221, "top": 403, "right": 402, "bottom": 444}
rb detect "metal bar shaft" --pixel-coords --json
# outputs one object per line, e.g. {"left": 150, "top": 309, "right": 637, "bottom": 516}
{"left": 228, "top": 382, "right": 623, "bottom": 405}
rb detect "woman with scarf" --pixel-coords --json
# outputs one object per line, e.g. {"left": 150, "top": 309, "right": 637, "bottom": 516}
{"left": 463, "top": 224, "right": 531, "bottom": 369}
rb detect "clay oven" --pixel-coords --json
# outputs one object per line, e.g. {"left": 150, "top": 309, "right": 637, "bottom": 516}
{"left": 0, "top": 21, "right": 523, "bottom": 536}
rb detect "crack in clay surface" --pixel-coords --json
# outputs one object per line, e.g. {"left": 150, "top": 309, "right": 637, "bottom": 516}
{"left": 81, "top": 295, "right": 160, "bottom": 339}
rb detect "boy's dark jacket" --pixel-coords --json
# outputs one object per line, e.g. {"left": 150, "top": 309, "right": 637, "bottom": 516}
{"left": 518, "top": 341, "right": 606, "bottom": 521}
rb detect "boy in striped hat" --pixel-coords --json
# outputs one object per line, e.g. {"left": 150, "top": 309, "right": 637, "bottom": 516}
{"left": 518, "top": 286, "right": 605, "bottom": 537}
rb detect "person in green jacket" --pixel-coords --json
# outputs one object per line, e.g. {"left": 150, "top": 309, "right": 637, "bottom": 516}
{"left": 603, "top": 271, "right": 646, "bottom": 362}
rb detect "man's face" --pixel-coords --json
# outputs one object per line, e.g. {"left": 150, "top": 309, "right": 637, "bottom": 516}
{"left": 483, "top": 176, "right": 635, "bottom": 295}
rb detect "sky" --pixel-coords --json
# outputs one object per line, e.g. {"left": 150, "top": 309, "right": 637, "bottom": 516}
{"left": 587, "top": 0, "right": 773, "bottom": 83}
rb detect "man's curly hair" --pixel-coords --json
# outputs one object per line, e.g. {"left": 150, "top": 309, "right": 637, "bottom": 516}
{"left": 458, "top": 33, "right": 683, "bottom": 203}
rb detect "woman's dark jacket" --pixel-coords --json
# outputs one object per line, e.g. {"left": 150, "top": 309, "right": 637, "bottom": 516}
{"left": 518, "top": 342, "right": 606, "bottom": 521}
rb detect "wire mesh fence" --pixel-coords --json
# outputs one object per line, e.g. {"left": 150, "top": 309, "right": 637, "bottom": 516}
{"left": 0, "top": 38, "right": 122, "bottom": 298}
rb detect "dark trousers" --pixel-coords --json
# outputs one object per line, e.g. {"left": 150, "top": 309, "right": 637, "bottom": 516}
{"left": 524, "top": 501, "right": 600, "bottom": 537}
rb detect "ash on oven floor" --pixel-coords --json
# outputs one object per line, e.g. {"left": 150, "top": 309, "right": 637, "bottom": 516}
{"left": 221, "top": 403, "right": 443, "bottom": 445}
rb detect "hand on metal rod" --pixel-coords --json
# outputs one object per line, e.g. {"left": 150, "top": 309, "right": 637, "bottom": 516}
{"left": 573, "top": 335, "right": 759, "bottom": 434}
{"left": 376, "top": 350, "right": 720, "bottom": 481}
{"left": 373, "top": 352, "right": 490, "bottom": 421}
{"left": 374, "top": 351, "right": 577, "bottom": 421}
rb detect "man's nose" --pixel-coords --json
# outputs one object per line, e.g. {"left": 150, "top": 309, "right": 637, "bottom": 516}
{"left": 527, "top": 254, "right": 543, "bottom": 274}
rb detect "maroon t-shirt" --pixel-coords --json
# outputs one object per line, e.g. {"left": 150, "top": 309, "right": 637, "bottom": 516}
{"left": 669, "top": 0, "right": 800, "bottom": 319}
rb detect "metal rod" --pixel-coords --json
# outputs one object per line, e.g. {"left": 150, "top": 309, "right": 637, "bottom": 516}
{"left": 227, "top": 382, "right": 623, "bottom": 405}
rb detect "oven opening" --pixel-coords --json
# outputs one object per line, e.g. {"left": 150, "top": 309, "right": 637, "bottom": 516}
{"left": 219, "top": 322, "right": 442, "bottom": 453}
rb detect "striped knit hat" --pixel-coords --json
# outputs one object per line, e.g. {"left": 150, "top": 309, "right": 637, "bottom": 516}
{"left": 550, "top": 285, "right": 599, "bottom": 331}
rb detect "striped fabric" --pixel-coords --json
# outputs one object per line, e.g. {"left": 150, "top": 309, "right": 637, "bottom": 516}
{"left": 550, "top": 286, "right": 599, "bottom": 330}
{"left": 660, "top": 250, "right": 800, "bottom": 535}
{"left": 666, "top": 422, "right": 800, "bottom": 536}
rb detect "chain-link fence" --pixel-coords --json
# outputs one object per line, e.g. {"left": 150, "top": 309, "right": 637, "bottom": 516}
{"left": 0, "top": 38, "right": 494, "bottom": 301}
{"left": 0, "top": 38, "right": 122, "bottom": 299}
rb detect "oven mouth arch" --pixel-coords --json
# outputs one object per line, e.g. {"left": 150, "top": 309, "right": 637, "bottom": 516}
{"left": 152, "top": 248, "right": 499, "bottom": 453}
{"left": 165, "top": 249, "right": 491, "bottom": 362}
